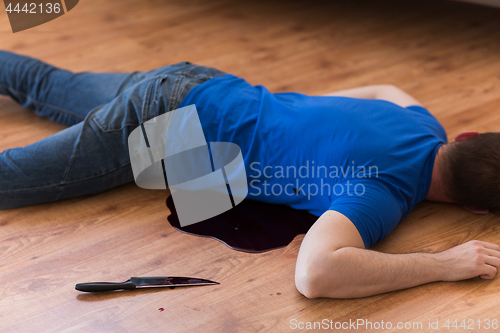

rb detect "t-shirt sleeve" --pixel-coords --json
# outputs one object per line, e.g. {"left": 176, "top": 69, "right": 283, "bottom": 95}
{"left": 328, "top": 179, "right": 407, "bottom": 248}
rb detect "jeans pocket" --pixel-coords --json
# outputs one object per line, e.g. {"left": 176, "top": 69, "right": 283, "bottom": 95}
{"left": 91, "top": 75, "right": 169, "bottom": 132}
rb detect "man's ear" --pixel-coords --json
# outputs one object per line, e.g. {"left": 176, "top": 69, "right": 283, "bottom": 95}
{"left": 455, "top": 131, "right": 479, "bottom": 142}
{"left": 464, "top": 205, "right": 489, "bottom": 215}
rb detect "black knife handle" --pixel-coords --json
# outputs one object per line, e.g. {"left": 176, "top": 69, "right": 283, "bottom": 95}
{"left": 75, "top": 281, "right": 136, "bottom": 292}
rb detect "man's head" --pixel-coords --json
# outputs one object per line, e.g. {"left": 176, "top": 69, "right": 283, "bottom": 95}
{"left": 440, "top": 131, "right": 500, "bottom": 213}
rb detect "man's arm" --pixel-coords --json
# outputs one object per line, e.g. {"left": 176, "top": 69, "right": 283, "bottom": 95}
{"left": 295, "top": 210, "right": 500, "bottom": 299}
{"left": 323, "top": 84, "right": 422, "bottom": 108}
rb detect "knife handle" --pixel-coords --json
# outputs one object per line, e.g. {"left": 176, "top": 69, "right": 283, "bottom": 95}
{"left": 75, "top": 281, "right": 136, "bottom": 292}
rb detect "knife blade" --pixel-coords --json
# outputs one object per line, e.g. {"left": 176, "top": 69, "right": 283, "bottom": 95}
{"left": 75, "top": 276, "right": 219, "bottom": 292}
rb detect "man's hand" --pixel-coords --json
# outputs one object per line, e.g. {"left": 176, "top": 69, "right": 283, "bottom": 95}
{"left": 437, "top": 240, "right": 500, "bottom": 281}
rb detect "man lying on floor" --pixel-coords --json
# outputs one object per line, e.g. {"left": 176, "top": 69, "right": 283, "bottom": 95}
{"left": 1, "top": 50, "right": 499, "bottom": 299}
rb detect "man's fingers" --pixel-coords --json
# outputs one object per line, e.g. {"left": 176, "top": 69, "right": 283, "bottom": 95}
{"left": 485, "top": 248, "right": 500, "bottom": 259}
{"left": 479, "top": 265, "right": 497, "bottom": 279}
{"left": 472, "top": 242, "right": 500, "bottom": 279}
{"left": 484, "top": 256, "right": 500, "bottom": 270}
{"left": 478, "top": 241, "right": 500, "bottom": 251}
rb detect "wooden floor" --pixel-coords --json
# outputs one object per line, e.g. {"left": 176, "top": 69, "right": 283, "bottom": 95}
{"left": 1, "top": 0, "right": 500, "bottom": 332}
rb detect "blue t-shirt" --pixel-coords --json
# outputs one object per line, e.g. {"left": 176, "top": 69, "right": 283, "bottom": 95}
{"left": 178, "top": 74, "right": 447, "bottom": 248}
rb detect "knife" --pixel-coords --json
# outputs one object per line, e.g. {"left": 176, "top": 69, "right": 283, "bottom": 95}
{"left": 75, "top": 276, "right": 219, "bottom": 292}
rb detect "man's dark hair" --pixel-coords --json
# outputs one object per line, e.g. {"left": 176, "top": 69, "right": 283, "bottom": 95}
{"left": 441, "top": 132, "right": 500, "bottom": 210}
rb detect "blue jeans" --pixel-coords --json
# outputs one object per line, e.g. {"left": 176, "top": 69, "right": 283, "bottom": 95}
{"left": 0, "top": 51, "right": 227, "bottom": 209}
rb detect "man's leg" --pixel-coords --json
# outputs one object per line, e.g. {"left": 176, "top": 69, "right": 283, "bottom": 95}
{"left": 0, "top": 50, "right": 139, "bottom": 125}
{"left": 0, "top": 62, "right": 227, "bottom": 209}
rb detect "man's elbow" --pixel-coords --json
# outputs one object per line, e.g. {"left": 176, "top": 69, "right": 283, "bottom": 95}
{"left": 294, "top": 254, "right": 339, "bottom": 299}
{"left": 295, "top": 268, "right": 322, "bottom": 299}
{"left": 295, "top": 249, "right": 358, "bottom": 299}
